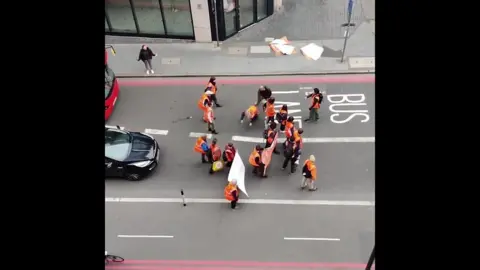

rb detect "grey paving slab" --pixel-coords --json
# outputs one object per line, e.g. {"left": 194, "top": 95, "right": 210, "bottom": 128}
{"left": 106, "top": 203, "right": 374, "bottom": 263}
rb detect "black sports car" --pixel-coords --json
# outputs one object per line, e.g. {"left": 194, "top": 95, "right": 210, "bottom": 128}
{"left": 105, "top": 125, "right": 159, "bottom": 181}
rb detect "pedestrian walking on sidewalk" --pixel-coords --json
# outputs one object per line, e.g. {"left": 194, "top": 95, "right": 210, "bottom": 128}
{"left": 137, "top": 45, "right": 156, "bottom": 75}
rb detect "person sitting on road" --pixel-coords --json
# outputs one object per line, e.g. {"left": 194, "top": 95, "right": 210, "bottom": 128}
{"left": 240, "top": 104, "right": 259, "bottom": 126}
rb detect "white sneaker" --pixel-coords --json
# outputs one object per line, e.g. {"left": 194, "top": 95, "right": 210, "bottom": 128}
{"left": 150, "top": 70, "right": 155, "bottom": 74}
{"left": 240, "top": 120, "right": 244, "bottom": 124}
{"left": 249, "top": 122, "right": 252, "bottom": 126}
{"left": 146, "top": 70, "right": 150, "bottom": 75}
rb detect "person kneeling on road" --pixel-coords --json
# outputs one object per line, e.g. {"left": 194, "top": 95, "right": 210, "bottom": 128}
{"left": 240, "top": 104, "right": 259, "bottom": 126}
{"left": 249, "top": 145, "right": 267, "bottom": 178}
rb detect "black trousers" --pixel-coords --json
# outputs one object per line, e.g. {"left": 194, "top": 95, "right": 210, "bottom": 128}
{"left": 282, "top": 156, "right": 297, "bottom": 173}
{"left": 211, "top": 94, "right": 220, "bottom": 105}
{"left": 252, "top": 164, "right": 266, "bottom": 176}
{"left": 230, "top": 199, "right": 238, "bottom": 209}
{"left": 201, "top": 153, "right": 207, "bottom": 162}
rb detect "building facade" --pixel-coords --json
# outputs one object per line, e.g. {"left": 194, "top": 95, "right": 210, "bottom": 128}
{"left": 105, "top": 0, "right": 274, "bottom": 41}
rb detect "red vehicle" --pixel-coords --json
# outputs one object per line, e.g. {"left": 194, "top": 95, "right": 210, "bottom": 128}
{"left": 105, "top": 46, "right": 119, "bottom": 121}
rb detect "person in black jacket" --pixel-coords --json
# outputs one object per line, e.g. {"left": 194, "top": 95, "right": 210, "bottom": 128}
{"left": 137, "top": 45, "right": 156, "bottom": 75}
{"left": 282, "top": 136, "right": 297, "bottom": 173}
{"left": 255, "top": 85, "right": 272, "bottom": 110}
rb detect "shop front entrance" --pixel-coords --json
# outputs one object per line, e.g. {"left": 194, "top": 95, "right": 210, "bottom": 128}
{"left": 209, "top": 0, "right": 273, "bottom": 41}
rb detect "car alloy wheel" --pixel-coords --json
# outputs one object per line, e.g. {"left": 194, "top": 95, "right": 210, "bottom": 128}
{"left": 126, "top": 173, "right": 141, "bottom": 181}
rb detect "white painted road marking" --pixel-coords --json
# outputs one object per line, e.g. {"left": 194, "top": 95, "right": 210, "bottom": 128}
{"left": 300, "top": 86, "right": 313, "bottom": 90}
{"left": 106, "top": 197, "right": 374, "bottom": 206}
{"left": 144, "top": 129, "right": 169, "bottom": 135}
{"left": 118, "top": 235, "right": 174, "bottom": 239}
{"left": 189, "top": 132, "right": 212, "bottom": 139}
{"left": 274, "top": 101, "right": 301, "bottom": 108}
{"left": 105, "top": 125, "right": 125, "bottom": 130}
{"left": 288, "top": 109, "right": 302, "bottom": 114}
{"left": 231, "top": 136, "right": 375, "bottom": 143}
{"left": 284, "top": 237, "right": 340, "bottom": 241}
{"left": 272, "top": 91, "right": 300, "bottom": 94}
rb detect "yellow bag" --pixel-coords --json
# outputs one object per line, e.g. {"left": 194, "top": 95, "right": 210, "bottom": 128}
{"left": 212, "top": 160, "right": 224, "bottom": 172}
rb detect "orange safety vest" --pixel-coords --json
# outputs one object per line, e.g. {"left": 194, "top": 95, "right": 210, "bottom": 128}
{"left": 247, "top": 105, "right": 258, "bottom": 118}
{"left": 265, "top": 103, "right": 276, "bottom": 117}
{"left": 206, "top": 82, "right": 217, "bottom": 94}
{"left": 304, "top": 160, "right": 317, "bottom": 180}
{"left": 198, "top": 93, "right": 209, "bottom": 111}
{"left": 194, "top": 137, "right": 207, "bottom": 154}
{"left": 311, "top": 94, "right": 321, "bottom": 109}
{"left": 211, "top": 144, "right": 221, "bottom": 161}
{"left": 267, "top": 129, "right": 276, "bottom": 144}
{"left": 285, "top": 121, "right": 295, "bottom": 138}
{"left": 204, "top": 107, "right": 214, "bottom": 123}
{"left": 293, "top": 130, "right": 303, "bottom": 149}
{"left": 279, "top": 109, "right": 288, "bottom": 125}
{"left": 224, "top": 183, "right": 237, "bottom": 201}
{"left": 249, "top": 148, "right": 261, "bottom": 166}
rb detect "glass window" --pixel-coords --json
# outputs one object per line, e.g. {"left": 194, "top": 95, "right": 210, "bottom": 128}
{"left": 105, "top": 0, "right": 138, "bottom": 33}
{"left": 105, "top": 129, "right": 132, "bottom": 161}
{"left": 105, "top": 17, "right": 110, "bottom": 31}
{"left": 238, "top": 0, "right": 254, "bottom": 28}
{"left": 161, "top": 0, "right": 194, "bottom": 36}
{"left": 256, "top": 0, "right": 267, "bottom": 21}
{"left": 131, "top": 0, "right": 165, "bottom": 35}
{"left": 105, "top": 67, "right": 115, "bottom": 99}
{"left": 223, "top": 0, "right": 237, "bottom": 37}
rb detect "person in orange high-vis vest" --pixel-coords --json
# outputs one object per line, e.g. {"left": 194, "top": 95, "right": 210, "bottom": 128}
{"left": 301, "top": 155, "right": 317, "bottom": 191}
{"left": 224, "top": 179, "right": 239, "bottom": 209}
{"left": 198, "top": 91, "right": 213, "bottom": 121}
{"left": 264, "top": 97, "right": 276, "bottom": 128}
{"left": 305, "top": 88, "right": 323, "bottom": 122}
{"left": 193, "top": 135, "right": 209, "bottom": 163}
{"left": 284, "top": 116, "right": 296, "bottom": 139}
{"left": 208, "top": 138, "right": 222, "bottom": 174}
{"left": 204, "top": 105, "right": 218, "bottom": 134}
{"left": 240, "top": 104, "right": 259, "bottom": 126}
{"left": 249, "top": 145, "right": 266, "bottom": 177}
{"left": 265, "top": 122, "right": 280, "bottom": 154}
{"left": 205, "top": 77, "right": 222, "bottom": 107}
{"left": 292, "top": 128, "right": 304, "bottom": 168}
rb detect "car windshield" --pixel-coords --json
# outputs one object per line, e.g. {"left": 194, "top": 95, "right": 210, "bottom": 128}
{"left": 105, "top": 66, "right": 115, "bottom": 99}
{"left": 105, "top": 129, "right": 132, "bottom": 161}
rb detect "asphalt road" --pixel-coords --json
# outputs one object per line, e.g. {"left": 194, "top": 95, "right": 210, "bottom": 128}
{"left": 106, "top": 203, "right": 374, "bottom": 263}
{"left": 105, "top": 76, "right": 375, "bottom": 266}
{"left": 106, "top": 80, "right": 375, "bottom": 201}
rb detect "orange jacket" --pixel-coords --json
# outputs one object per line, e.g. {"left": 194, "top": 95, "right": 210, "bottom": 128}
{"left": 265, "top": 103, "right": 276, "bottom": 117}
{"left": 311, "top": 94, "right": 321, "bottom": 109}
{"left": 247, "top": 105, "right": 258, "bottom": 118}
{"left": 211, "top": 144, "right": 221, "bottom": 161}
{"left": 198, "top": 93, "right": 209, "bottom": 111}
{"left": 204, "top": 107, "right": 214, "bottom": 123}
{"left": 249, "top": 148, "right": 261, "bottom": 167}
{"left": 194, "top": 137, "right": 207, "bottom": 154}
{"left": 293, "top": 130, "right": 303, "bottom": 149}
{"left": 303, "top": 160, "right": 317, "bottom": 180}
{"left": 285, "top": 121, "right": 295, "bottom": 138}
{"left": 206, "top": 82, "right": 217, "bottom": 94}
{"left": 224, "top": 183, "right": 237, "bottom": 201}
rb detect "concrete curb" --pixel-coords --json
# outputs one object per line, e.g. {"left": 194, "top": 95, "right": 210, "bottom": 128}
{"left": 116, "top": 69, "right": 375, "bottom": 78}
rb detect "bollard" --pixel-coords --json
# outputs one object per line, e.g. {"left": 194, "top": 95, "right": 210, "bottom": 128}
{"left": 180, "top": 189, "right": 186, "bottom": 206}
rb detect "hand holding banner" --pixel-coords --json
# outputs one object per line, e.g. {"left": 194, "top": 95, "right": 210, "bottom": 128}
{"left": 261, "top": 132, "right": 278, "bottom": 175}
{"left": 227, "top": 151, "right": 248, "bottom": 197}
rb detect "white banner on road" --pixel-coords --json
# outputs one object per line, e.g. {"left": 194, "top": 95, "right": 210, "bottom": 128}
{"left": 227, "top": 151, "right": 248, "bottom": 197}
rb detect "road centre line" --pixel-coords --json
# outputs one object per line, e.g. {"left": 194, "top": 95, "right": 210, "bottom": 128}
{"left": 144, "top": 129, "right": 169, "bottom": 135}
{"left": 189, "top": 132, "right": 212, "bottom": 139}
{"left": 231, "top": 136, "right": 375, "bottom": 144}
{"left": 106, "top": 197, "right": 374, "bottom": 206}
{"left": 272, "top": 91, "right": 299, "bottom": 94}
{"left": 118, "top": 235, "right": 174, "bottom": 239}
{"left": 284, "top": 237, "right": 340, "bottom": 241}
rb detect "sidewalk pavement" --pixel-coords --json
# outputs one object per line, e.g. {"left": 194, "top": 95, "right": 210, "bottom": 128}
{"left": 106, "top": 21, "right": 375, "bottom": 77}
